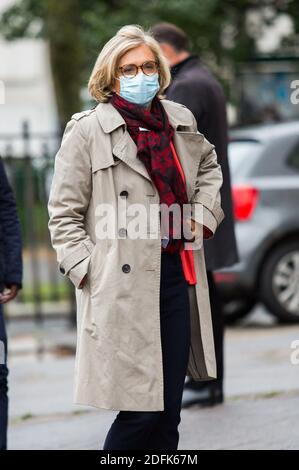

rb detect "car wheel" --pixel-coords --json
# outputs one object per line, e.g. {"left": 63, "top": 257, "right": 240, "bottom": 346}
{"left": 260, "top": 239, "right": 299, "bottom": 323}
{"left": 223, "top": 297, "right": 256, "bottom": 325}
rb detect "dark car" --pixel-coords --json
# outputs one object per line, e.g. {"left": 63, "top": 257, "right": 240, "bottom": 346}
{"left": 215, "top": 121, "right": 299, "bottom": 323}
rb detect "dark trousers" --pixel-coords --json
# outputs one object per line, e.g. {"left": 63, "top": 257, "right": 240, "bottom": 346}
{"left": 103, "top": 251, "right": 191, "bottom": 450}
{"left": 0, "top": 304, "right": 8, "bottom": 450}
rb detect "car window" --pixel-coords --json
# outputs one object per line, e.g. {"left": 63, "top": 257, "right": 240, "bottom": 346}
{"left": 228, "top": 140, "right": 264, "bottom": 179}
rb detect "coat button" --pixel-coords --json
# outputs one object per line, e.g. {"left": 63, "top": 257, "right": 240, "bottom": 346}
{"left": 122, "top": 264, "right": 131, "bottom": 273}
{"left": 60, "top": 266, "right": 65, "bottom": 274}
{"left": 120, "top": 190, "right": 128, "bottom": 198}
{"left": 118, "top": 228, "right": 127, "bottom": 238}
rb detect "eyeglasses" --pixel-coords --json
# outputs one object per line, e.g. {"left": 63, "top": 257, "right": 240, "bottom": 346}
{"left": 117, "top": 60, "right": 159, "bottom": 78}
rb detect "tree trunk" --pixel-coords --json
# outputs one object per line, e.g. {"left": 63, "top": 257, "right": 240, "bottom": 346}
{"left": 45, "top": 0, "right": 83, "bottom": 129}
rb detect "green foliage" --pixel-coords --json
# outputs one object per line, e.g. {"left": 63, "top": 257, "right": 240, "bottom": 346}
{"left": 21, "top": 280, "right": 69, "bottom": 302}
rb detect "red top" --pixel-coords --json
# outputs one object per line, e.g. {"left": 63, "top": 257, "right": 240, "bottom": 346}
{"left": 169, "top": 140, "right": 197, "bottom": 285}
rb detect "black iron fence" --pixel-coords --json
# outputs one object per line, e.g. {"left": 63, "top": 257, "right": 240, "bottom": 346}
{"left": 0, "top": 121, "right": 76, "bottom": 325}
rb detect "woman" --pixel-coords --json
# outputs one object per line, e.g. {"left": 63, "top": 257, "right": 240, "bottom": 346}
{"left": 48, "top": 24, "right": 224, "bottom": 450}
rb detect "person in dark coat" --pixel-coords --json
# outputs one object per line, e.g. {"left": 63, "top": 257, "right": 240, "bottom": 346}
{"left": 0, "top": 157, "right": 23, "bottom": 449}
{"left": 151, "top": 22, "right": 239, "bottom": 407}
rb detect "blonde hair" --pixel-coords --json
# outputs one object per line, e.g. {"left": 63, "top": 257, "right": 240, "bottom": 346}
{"left": 88, "top": 24, "right": 172, "bottom": 103}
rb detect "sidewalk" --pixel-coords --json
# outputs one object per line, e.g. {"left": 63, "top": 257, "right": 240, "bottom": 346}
{"left": 6, "top": 307, "right": 299, "bottom": 450}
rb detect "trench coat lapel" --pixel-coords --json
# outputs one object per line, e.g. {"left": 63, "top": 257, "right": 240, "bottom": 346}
{"left": 95, "top": 100, "right": 202, "bottom": 200}
{"left": 95, "top": 101, "right": 150, "bottom": 182}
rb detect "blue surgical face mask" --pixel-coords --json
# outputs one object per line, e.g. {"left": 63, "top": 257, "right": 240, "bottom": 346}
{"left": 117, "top": 72, "right": 160, "bottom": 107}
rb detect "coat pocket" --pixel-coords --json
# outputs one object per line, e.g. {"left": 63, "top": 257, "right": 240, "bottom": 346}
{"left": 85, "top": 239, "right": 108, "bottom": 295}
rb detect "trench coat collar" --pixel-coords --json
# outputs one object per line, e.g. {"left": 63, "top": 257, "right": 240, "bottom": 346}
{"left": 95, "top": 98, "right": 193, "bottom": 134}
{"left": 94, "top": 98, "right": 197, "bottom": 195}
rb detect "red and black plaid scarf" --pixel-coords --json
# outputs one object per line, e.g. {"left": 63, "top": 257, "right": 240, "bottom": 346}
{"left": 109, "top": 92, "right": 189, "bottom": 252}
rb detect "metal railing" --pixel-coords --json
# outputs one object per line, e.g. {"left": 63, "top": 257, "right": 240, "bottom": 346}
{"left": 0, "top": 121, "right": 76, "bottom": 325}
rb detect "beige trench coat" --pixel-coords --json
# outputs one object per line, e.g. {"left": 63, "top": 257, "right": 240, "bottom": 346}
{"left": 47, "top": 98, "right": 225, "bottom": 412}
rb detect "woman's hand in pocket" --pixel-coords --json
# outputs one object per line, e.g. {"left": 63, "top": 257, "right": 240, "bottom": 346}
{"left": 186, "top": 218, "right": 213, "bottom": 242}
